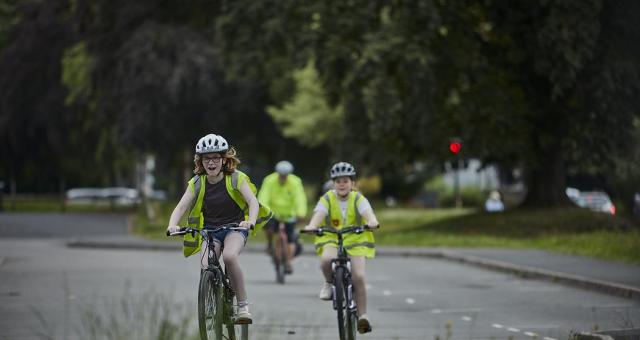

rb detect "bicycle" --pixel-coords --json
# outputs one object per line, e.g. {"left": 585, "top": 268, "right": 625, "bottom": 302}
{"left": 167, "top": 223, "right": 251, "bottom": 340}
{"left": 301, "top": 225, "right": 378, "bottom": 340}
{"left": 272, "top": 221, "right": 292, "bottom": 284}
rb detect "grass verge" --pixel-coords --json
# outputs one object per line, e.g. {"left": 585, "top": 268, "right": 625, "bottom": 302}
{"left": 133, "top": 203, "right": 640, "bottom": 264}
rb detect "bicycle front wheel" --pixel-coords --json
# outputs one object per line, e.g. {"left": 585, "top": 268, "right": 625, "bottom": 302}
{"left": 333, "top": 266, "right": 348, "bottom": 340}
{"left": 198, "top": 270, "right": 223, "bottom": 340}
{"left": 276, "top": 234, "right": 287, "bottom": 284}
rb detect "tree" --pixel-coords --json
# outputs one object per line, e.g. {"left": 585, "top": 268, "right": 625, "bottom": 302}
{"left": 215, "top": 0, "right": 640, "bottom": 207}
{"left": 266, "top": 61, "right": 343, "bottom": 148}
{"left": 0, "top": 0, "right": 75, "bottom": 198}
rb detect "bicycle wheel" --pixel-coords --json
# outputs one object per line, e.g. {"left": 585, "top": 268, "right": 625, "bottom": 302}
{"left": 198, "top": 270, "right": 223, "bottom": 340}
{"left": 346, "top": 292, "right": 358, "bottom": 340}
{"left": 333, "top": 266, "right": 348, "bottom": 340}
{"left": 277, "top": 234, "right": 287, "bottom": 284}
{"left": 224, "top": 323, "right": 249, "bottom": 340}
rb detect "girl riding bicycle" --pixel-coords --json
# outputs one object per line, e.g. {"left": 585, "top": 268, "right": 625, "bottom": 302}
{"left": 167, "top": 133, "right": 266, "bottom": 323}
{"left": 303, "top": 161, "right": 379, "bottom": 334}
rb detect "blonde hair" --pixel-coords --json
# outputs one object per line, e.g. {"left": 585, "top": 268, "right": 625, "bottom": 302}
{"left": 193, "top": 147, "right": 241, "bottom": 176}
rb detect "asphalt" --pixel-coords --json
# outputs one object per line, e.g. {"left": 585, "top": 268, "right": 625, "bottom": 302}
{"left": 66, "top": 234, "right": 640, "bottom": 302}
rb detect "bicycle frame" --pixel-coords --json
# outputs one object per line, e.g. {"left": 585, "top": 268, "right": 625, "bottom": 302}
{"left": 273, "top": 222, "right": 289, "bottom": 284}
{"left": 302, "top": 225, "right": 378, "bottom": 340}
{"left": 168, "top": 225, "right": 250, "bottom": 340}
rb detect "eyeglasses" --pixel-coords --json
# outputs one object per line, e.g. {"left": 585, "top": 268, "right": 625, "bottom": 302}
{"left": 202, "top": 156, "right": 223, "bottom": 164}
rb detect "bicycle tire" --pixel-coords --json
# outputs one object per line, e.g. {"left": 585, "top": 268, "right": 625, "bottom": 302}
{"left": 198, "top": 270, "right": 224, "bottom": 340}
{"left": 273, "top": 234, "right": 287, "bottom": 284}
{"left": 225, "top": 323, "right": 249, "bottom": 340}
{"left": 333, "top": 266, "right": 348, "bottom": 340}
{"left": 346, "top": 286, "right": 358, "bottom": 340}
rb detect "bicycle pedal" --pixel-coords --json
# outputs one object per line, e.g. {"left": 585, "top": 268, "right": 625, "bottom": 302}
{"left": 234, "top": 318, "right": 253, "bottom": 325}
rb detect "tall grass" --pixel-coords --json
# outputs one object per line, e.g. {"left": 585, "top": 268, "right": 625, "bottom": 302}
{"left": 78, "top": 287, "right": 197, "bottom": 340}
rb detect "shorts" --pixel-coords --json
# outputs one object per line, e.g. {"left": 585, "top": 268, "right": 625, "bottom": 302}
{"left": 203, "top": 225, "right": 249, "bottom": 247}
{"left": 264, "top": 218, "right": 297, "bottom": 244}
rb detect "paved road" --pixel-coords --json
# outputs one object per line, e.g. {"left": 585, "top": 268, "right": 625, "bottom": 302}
{"left": 1, "top": 213, "right": 639, "bottom": 340}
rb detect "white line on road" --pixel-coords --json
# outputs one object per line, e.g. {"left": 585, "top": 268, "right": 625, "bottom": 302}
{"left": 492, "top": 324, "right": 504, "bottom": 329}
{"left": 543, "top": 337, "right": 557, "bottom": 340}
{"left": 461, "top": 316, "right": 472, "bottom": 322}
{"left": 405, "top": 298, "right": 416, "bottom": 304}
{"left": 507, "top": 327, "right": 520, "bottom": 332}
{"left": 524, "top": 331, "right": 538, "bottom": 337}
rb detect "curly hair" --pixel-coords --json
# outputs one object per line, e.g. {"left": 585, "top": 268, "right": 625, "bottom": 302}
{"left": 193, "top": 147, "right": 241, "bottom": 176}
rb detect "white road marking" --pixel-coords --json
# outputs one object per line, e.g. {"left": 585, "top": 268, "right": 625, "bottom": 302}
{"left": 431, "top": 309, "right": 443, "bottom": 314}
{"left": 543, "top": 337, "right": 557, "bottom": 340}
{"left": 507, "top": 327, "right": 520, "bottom": 332}
{"left": 524, "top": 331, "right": 538, "bottom": 337}
{"left": 492, "top": 324, "right": 504, "bottom": 329}
{"left": 382, "top": 290, "right": 392, "bottom": 296}
{"left": 461, "top": 316, "right": 472, "bottom": 322}
{"left": 405, "top": 298, "right": 416, "bottom": 304}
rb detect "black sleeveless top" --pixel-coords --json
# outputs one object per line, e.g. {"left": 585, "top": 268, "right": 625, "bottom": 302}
{"left": 202, "top": 178, "right": 244, "bottom": 227}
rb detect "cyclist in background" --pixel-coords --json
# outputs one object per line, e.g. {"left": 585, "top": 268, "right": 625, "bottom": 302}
{"left": 167, "top": 133, "right": 271, "bottom": 323}
{"left": 258, "top": 160, "right": 308, "bottom": 274}
{"left": 303, "top": 161, "right": 379, "bottom": 334}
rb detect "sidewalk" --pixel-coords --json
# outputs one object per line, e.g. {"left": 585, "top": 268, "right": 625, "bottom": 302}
{"left": 67, "top": 235, "right": 640, "bottom": 301}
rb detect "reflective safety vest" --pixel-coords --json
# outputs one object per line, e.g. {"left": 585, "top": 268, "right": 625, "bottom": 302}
{"left": 314, "top": 190, "right": 375, "bottom": 258}
{"left": 183, "top": 170, "right": 273, "bottom": 257}
{"left": 257, "top": 172, "right": 307, "bottom": 221}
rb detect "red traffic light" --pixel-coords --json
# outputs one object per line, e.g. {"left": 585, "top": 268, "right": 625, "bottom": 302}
{"left": 449, "top": 141, "right": 462, "bottom": 154}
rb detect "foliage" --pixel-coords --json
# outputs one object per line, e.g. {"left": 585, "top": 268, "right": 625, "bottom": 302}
{"left": 266, "top": 61, "right": 343, "bottom": 148}
{"left": 216, "top": 0, "right": 640, "bottom": 207}
{"left": 79, "top": 287, "right": 196, "bottom": 340}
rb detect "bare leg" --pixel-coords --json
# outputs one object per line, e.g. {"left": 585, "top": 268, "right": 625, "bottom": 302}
{"left": 320, "top": 246, "right": 338, "bottom": 282}
{"left": 222, "top": 232, "right": 247, "bottom": 301}
{"left": 350, "top": 256, "right": 367, "bottom": 316}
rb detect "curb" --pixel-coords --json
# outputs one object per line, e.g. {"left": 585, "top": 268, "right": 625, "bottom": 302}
{"left": 571, "top": 333, "right": 615, "bottom": 340}
{"left": 437, "top": 250, "right": 640, "bottom": 301}
{"left": 66, "top": 239, "right": 640, "bottom": 301}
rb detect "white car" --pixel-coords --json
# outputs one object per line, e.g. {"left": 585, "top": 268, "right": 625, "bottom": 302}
{"left": 565, "top": 188, "right": 616, "bottom": 215}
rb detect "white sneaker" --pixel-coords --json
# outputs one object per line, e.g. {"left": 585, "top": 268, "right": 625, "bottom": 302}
{"left": 318, "top": 282, "right": 333, "bottom": 300}
{"left": 235, "top": 305, "right": 252, "bottom": 324}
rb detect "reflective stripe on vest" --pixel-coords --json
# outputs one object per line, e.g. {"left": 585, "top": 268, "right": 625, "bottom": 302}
{"left": 322, "top": 191, "right": 362, "bottom": 228}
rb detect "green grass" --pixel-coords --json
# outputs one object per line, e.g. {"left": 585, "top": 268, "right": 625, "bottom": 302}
{"left": 374, "top": 207, "right": 640, "bottom": 264}
{"left": 131, "top": 203, "right": 640, "bottom": 264}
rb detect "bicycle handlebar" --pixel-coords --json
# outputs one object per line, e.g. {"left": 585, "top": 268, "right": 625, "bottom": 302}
{"left": 166, "top": 223, "right": 253, "bottom": 237}
{"left": 300, "top": 225, "right": 380, "bottom": 236}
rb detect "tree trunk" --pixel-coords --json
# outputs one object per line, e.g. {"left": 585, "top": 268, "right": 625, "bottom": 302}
{"left": 521, "top": 144, "right": 572, "bottom": 207}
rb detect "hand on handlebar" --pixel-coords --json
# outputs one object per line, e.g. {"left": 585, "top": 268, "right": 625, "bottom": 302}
{"left": 239, "top": 221, "right": 255, "bottom": 230}
{"left": 366, "top": 222, "right": 380, "bottom": 229}
{"left": 167, "top": 225, "right": 181, "bottom": 234}
{"left": 303, "top": 225, "right": 318, "bottom": 231}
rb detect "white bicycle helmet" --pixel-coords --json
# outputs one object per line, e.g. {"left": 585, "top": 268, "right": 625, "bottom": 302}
{"left": 195, "top": 134, "right": 229, "bottom": 154}
{"left": 330, "top": 162, "right": 356, "bottom": 179}
{"left": 275, "top": 160, "right": 294, "bottom": 175}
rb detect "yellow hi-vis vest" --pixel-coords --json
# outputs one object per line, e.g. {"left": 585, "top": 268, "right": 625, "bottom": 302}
{"left": 182, "top": 170, "right": 273, "bottom": 257}
{"left": 314, "top": 190, "right": 375, "bottom": 258}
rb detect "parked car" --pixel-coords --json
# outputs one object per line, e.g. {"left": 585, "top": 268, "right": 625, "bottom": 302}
{"left": 66, "top": 187, "right": 140, "bottom": 207}
{"left": 565, "top": 187, "right": 616, "bottom": 215}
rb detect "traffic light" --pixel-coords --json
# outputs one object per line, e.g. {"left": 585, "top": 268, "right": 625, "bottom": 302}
{"left": 449, "top": 140, "right": 462, "bottom": 155}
